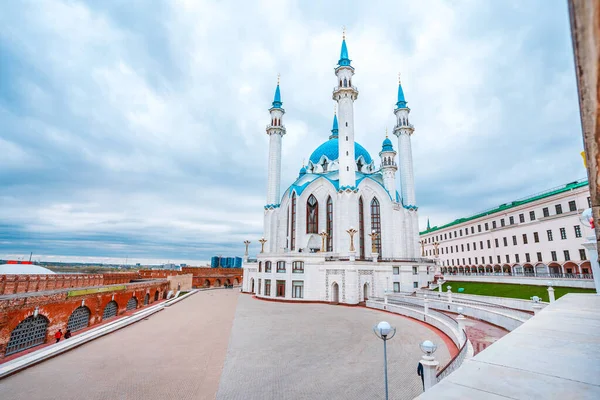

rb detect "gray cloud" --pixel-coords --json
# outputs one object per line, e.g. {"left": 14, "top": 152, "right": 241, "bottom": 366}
{"left": 0, "top": 0, "right": 586, "bottom": 263}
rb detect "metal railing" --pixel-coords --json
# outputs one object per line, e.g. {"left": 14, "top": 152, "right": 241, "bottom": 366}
{"left": 437, "top": 330, "right": 469, "bottom": 382}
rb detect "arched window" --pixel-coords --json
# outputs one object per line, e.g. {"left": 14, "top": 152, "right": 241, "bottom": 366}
{"left": 291, "top": 192, "right": 297, "bottom": 250}
{"left": 102, "top": 300, "right": 118, "bottom": 320}
{"left": 349, "top": 79, "right": 352, "bottom": 86}
{"left": 339, "top": 79, "right": 342, "bottom": 87}
{"left": 343, "top": 78, "right": 347, "bottom": 87}
{"left": 306, "top": 194, "right": 318, "bottom": 233}
{"left": 371, "top": 197, "right": 382, "bottom": 255}
{"left": 359, "top": 197, "right": 365, "bottom": 259}
{"left": 265, "top": 261, "right": 272, "bottom": 273}
{"left": 67, "top": 306, "right": 91, "bottom": 333}
{"left": 326, "top": 196, "right": 333, "bottom": 251}
{"left": 126, "top": 297, "right": 138, "bottom": 311}
{"left": 286, "top": 205, "right": 290, "bottom": 248}
{"left": 6, "top": 315, "right": 49, "bottom": 355}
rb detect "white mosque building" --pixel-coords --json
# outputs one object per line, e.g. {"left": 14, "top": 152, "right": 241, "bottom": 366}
{"left": 242, "top": 35, "right": 436, "bottom": 304}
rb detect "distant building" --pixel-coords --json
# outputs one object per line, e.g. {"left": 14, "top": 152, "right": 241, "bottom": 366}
{"left": 420, "top": 179, "right": 593, "bottom": 277}
{"left": 210, "top": 256, "right": 242, "bottom": 268}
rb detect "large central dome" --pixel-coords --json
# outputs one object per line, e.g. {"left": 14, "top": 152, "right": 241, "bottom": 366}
{"left": 309, "top": 138, "right": 372, "bottom": 164}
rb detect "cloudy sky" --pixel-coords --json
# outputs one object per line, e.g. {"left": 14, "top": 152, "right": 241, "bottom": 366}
{"left": 0, "top": 0, "right": 586, "bottom": 265}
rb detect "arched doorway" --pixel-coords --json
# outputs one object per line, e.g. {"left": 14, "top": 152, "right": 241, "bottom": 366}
{"left": 250, "top": 278, "right": 254, "bottom": 293}
{"left": 144, "top": 293, "right": 150, "bottom": 305}
{"left": 563, "top": 262, "right": 580, "bottom": 276}
{"left": 215, "top": 279, "right": 222, "bottom": 288}
{"left": 513, "top": 265, "right": 523, "bottom": 275}
{"left": 534, "top": 263, "right": 548, "bottom": 276}
{"left": 524, "top": 264, "right": 535, "bottom": 276}
{"left": 126, "top": 297, "right": 138, "bottom": 311}
{"left": 502, "top": 265, "right": 511, "bottom": 274}
{"left": 102, "top": 300, "right": 118, "bottom": 320}
{"left": 547, "top": 263, "right": 561, "bottom": 275}
{"left": 6, "top": 315, "right": 49, "bottom": 356}
{"left": 204, "top": 279, "right": 210, "bottom": 288}
{"left": 233, "top": 278, "right": 239, "bottom": 285}
{"left": 67, "top": 306, "right": 90, "bottom": 333}
{"left": 225, "top": 279, "right": 231, "bottom": 286}
{"left": 331, "top": 282, "right": 339, "bottom": 303}
{"left": 363, "top": 282, "right": 369, "bottom": 301}
{"left": 580, "top": 261, "right": 592, "bottom": 276}
{"left": 154, "top": 290, "right": 159, "bottom": 302}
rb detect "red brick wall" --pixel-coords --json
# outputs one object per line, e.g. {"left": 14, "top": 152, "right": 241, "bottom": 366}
{"left": 181, "top": 267, "right": 242, "bottom": 288}
{"left": 0, "top": 280, "right": 169, "bottom": 358}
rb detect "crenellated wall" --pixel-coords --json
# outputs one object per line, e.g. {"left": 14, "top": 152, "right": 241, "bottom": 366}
{"left": 0, "top": 273, "right": 141, "bottom": 296}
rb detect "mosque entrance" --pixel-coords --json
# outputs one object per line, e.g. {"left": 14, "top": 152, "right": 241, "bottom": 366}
{"left": 331, "top": 282, "right": 339, "bottom": 303}
{"left": 363, "top": 282, "right": 369, "bottom": 301}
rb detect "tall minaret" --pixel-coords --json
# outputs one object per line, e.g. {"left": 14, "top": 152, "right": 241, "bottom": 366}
{"left": 332, "top": 30, "right": 358, "bottom": 189}
{"left": 266, "top": 76, "right": 286, "bottom": 206}
{"left": 393, "top": 74, "right": 416, "bottom": 207}
{"left": 264, "top": 77, "right": 286, "bottom": 253}
{"left": 379, "top": 129, "right": 397, "bottom": 197}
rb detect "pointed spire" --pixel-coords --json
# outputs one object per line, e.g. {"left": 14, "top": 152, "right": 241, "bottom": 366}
{"left": 329, "top": 108, "right": 339, "bottom": 139}
{"left": 272, "top": 74, "right": 282, "bottom": 109}
{"left": 426, "top": 217, "right": 431, "bottom": 230}
{"left": 396, "top": 72, "right": 407, "bottom": 109}
{"left": 338, "top": 27, "right": 351, "bottom": 67}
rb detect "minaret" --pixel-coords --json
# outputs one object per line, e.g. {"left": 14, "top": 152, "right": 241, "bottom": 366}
{"left": 329, "top": 106, "right": 339, "bottom": 139}
{"left": 266, "top": 75, "right": 286, "bottom": 206}
{"left": 332, "top": 29, "right": 359, "bottom": 189}
{"left": 393, "top": 74, "right": 416, "bottom": 207}
{"left": 379, "top": 129, "right": 397, "bottom": 198}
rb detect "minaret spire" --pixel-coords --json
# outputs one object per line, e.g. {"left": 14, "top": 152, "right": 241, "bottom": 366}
{"left": 266, "top": 75, "right": 286, "bottom": 207}
{"left": 333, "top": 29, "right": 358, "bottom": 189}
{"left": 380, "top": 127, "right": 397, "bottom": 198}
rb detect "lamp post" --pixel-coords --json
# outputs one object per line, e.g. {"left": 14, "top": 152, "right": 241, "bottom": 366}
{"left": 531, "top": 296, "right": 542, "bottom": 315}
{"left": 419, "top": 340, "right": 439, "bottom": 391}
{"left": 244, "top": 240, "right": 250, "bottom": 256}
{"left": 373, "top": 321, "right": 397, "bottom": 400}
{"left": 547, "top": 281, "right": 556, "bottom": 303}
{"left": 258, "top": 237, "right": 267, "bottom": 253}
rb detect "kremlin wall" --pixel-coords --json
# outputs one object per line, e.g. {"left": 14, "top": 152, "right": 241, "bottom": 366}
{"left": 0, "top": 266, "right": 242, "bottom": 359}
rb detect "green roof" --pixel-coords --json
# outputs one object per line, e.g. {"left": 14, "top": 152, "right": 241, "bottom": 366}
{"left": 420, "top": 179, "right": 589, "bottom": 235}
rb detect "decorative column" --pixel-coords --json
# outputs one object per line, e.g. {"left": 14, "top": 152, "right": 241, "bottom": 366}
{"left": 369, "top": 231, "right": 379, "bottom": 262}
{"left": 547, "top": 285, "right": 556, "bottom": 303}
{"left": 447, "top": 286, "right": 453, "bottom": 303}
{"left": 259, "top": 238, "right": 267, "bottom": 253}
{"left": 347, "top": 227, "right": 357, "bottom": 262}
{"left": 243, "top": 240, "right": 250, "bottom": 262}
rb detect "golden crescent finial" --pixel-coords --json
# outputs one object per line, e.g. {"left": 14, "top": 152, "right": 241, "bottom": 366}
{"left": 277, "top": 73, "right": 280, "bottom": 85}
{"left": 398, "top": 72, "right": 401, "bottom": 84}
{"left": 334, "top": 103, "right": 337, "bottom": 115}
{"left": 343, "top": 26, "right": 346, "bottom": 40}
{"left": 385, "top": 127, "right": 388, "bottom": 138}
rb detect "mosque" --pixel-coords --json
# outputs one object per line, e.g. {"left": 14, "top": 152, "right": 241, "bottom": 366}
{"left": 242, "top": 34, "right": 436, "bottom": 304}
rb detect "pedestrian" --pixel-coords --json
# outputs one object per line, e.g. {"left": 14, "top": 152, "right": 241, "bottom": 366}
{"left": 55, "top": 329, "right": 63, "bottom": 343}
{"left": 64, "top": 329, "right": 72, "bottom": 339}
{"left": 417, "top": 361, "right": 424, "bottom": 391}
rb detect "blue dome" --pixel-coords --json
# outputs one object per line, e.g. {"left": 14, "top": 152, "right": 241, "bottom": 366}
{"left": 381, "top": 137, "right": 394, "bottom": 152}
{"left": 309, "top": 139, "right": 372, "bottom": 165}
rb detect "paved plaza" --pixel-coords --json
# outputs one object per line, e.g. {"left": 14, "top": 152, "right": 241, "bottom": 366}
{"left": 0, "top": 290, "right": 452, "bottom": 400}
{"left": 217, "top": 295, "right": 451, "bottom": 400}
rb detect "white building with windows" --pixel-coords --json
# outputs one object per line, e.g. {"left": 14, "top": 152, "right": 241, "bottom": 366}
{"left": 242, "top": 35, "right": 435, "bottom": 304}
{"left": 420, "top": 179, "right": 593, "bottom": 278}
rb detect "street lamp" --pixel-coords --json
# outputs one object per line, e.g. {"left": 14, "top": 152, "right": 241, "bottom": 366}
{"left": 373, "top": 321, "right": 397, "bottom": 400}
{"left": 419, "top": 340, "right": 438, "bottom": 358}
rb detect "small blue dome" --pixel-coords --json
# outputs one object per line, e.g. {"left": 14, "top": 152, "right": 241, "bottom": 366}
{"left": 309, "top": 139, "right": 372, "bottom": 165}
{"left": 381, "top": 137, "right": 394, "bottom": 152}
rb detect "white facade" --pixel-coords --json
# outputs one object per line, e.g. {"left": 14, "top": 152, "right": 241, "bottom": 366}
{"left": 420, "top": 180, "right": 593, "bottom": 277}
{"left": 242, "top": 36, "right": 435, "bottom": 304}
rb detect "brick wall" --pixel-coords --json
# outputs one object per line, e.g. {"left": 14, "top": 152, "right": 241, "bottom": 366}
{"left": 0, "top": 280, "right": 169, "bottom": 358}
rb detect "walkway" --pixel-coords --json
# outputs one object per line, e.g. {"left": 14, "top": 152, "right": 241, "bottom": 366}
{"left": 0, "top": 289, "right": 239, "bottom": 400}
{"left": 216, "top": 295, "right": 452, "bottom": 400}
{"left": 418, "top": 294, "right": 600, "bottom": 399}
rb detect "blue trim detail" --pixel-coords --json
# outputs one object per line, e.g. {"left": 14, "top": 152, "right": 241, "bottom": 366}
{"left": 403, "top": 204, "right": 418, "bottom": 211}
{"left": 338, "top": 185, "right": 359, "bottom": 193}
{"left": 264, "top": 203, "right": 281, "bottom": 210}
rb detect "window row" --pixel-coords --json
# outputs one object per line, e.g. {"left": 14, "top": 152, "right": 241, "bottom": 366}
{"left": 425, "top": 225, "right": 583, "bottom": 257}
{"left": 259, "top": 261, "right": 304, "bottom": 273}
{"left": 260, "top": 279, "right": 304, "bottom": 298}
{"left": 443, "top": 248, "right": 587, "bottom": 266}
{"left": 424, "top": 197, "right": 590, "bottom": 244}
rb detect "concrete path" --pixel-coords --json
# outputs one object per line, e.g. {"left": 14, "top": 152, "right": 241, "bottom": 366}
{"left": 217, "top": 295, "right": 452, "bottom": 400}
{"left": 0, "top": 289, "right": 239, "bottom": 400}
